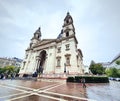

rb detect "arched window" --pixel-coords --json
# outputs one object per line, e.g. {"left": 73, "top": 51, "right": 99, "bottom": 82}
{"left": 66, "top": 44, "right": 70, "bottom": 50}
{"left": 65, "top": 54, "right": 71, "bottom": 66}
{"left": 58, "top": 59, "right": 60, "bottom": 66}
{"left": 57, "top": 58, "right": 61, "bottom": 67}
{"left": 57, "top": 47, "right": 61, "bottom": 53}
{"left": 66, "top": 20, "right": 69, "bottom": 24}
{"left": 66, "top": 57, "right": 70, "bottom": 65}
{"left": 38, "top": 35, "right": 39, "bottom": 38}
{"left": 66, "top": 32, "right": 69, "bottom": 37}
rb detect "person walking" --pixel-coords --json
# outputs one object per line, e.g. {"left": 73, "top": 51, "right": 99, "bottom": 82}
{"left": 81, "top": 78, "right": 86, "bottom": 88}
{"left": 11, "top": 74, "right": 14, "bottom": 80}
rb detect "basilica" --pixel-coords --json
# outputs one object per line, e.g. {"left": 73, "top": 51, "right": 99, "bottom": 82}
{"left": 19, "top": 12, "right": 84, "bottom": 77}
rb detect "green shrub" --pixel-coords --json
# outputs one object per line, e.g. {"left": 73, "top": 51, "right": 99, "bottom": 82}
{"left": 74, "top": 76, "right": 82, "bottom": 83}
{"left": 67, "top": 76, "right": 109, "bottom": 83}
{"left": 67, "top": 77, "right": 74, "bottom": 82}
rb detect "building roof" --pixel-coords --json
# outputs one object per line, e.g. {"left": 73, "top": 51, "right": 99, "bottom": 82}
{"left": 111, "top": 53, "right": 120, "bottom": 64}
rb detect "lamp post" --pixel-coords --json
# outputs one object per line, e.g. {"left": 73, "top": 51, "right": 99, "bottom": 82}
{"left": 64, "top": 63, "right": 66, "bottom": 73}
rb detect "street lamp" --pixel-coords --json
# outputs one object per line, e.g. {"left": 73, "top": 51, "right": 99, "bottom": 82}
{"left": 64, "top": 63, "right": 66, "bottom": 73}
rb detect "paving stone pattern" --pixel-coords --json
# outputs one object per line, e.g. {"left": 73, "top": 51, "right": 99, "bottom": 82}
{"left": 0, "top": 80, "right": 119, "bottom": 101}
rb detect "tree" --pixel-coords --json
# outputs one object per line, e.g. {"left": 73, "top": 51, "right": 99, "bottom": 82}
{"left": 118, "top": 69, "right": 120, "bottom": 77}
{"left": 89, "top": 60, "right": 96, "bottom": 74}
{"left": 0, "top": 68, "right": 3, "bottom": 74}
{"left": 4, "top": 66, "right": 15, "bottom": 74}
{"left": 105, "top": 68, "right": 120, "bottom": 77}
{"left": 96, "top": 64, "right": 104, "bottom": 74}
{"left": 90, "top": 60, "right": 95, "bottom": 67}
{"left": 0, "top": 66, "right": 20, "bottom": 75}
{"left": 89, "top": 61, "right": 104, "bottom": 75}
{"left": 14, "top": 67, "right": 20, "bottom": 74}
{"left": 116, "top": 60, "right": 120, "bottom": 65}
{"left": 0, "top": 67, "right": 7, "bottom": 74}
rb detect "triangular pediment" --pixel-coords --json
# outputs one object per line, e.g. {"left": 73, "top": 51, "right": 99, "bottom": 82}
{"left": 36, "top": 39, "right": 56, "bottom": 46}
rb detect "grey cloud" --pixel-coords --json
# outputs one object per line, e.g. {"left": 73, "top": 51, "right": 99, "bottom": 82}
{"left": 0, "top": 3, "right": 12, "bottom": 18}
{"left": 0, "top": 0, "right": 120, "bottom": 65}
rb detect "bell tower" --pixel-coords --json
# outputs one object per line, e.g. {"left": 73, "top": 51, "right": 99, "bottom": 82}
{"left": 33, "top": 27, "right": 41, "bottom": 40}
{"left": 62, "top": 12, "right": 75, "bottom": 38}
{"left": 30, "top": 27, "right": 41, "bottom": 48}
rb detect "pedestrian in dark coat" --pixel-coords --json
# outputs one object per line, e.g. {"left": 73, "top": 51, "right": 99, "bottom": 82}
{"left": 81, "top": 78, "right": 86, "bottom": 88}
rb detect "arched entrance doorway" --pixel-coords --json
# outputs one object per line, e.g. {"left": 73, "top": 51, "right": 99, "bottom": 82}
{"left": 37, "top": 50, "right": 46, "bottom": 74}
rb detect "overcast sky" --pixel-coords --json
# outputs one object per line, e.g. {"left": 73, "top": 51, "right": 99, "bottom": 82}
{"left": 0, "top": 0, "right": 120, "bottom": 65}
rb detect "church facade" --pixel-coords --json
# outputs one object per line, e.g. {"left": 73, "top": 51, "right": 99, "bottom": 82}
{"left": 19, "top": 12, "right": 84, "bottom": 77}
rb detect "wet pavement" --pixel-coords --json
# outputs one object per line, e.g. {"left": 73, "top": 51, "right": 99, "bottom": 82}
{"left": 0, "top": 79, "right": 119, "bottom": 101}
{"left": 87, "top": 81, "right": 120, "bottom": 101}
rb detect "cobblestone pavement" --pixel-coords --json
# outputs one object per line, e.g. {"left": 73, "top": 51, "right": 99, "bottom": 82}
{"left": 0, "top": 80, "right": 119, "bottom": 101}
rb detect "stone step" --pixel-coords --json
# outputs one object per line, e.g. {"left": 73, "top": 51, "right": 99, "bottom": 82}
{"left": 37, "top": 78, "right": 66, "bottom": 83}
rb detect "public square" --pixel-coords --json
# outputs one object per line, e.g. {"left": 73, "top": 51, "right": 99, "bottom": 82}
{"left": 0, "top": 79, "right": 120, "bottom": 101}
